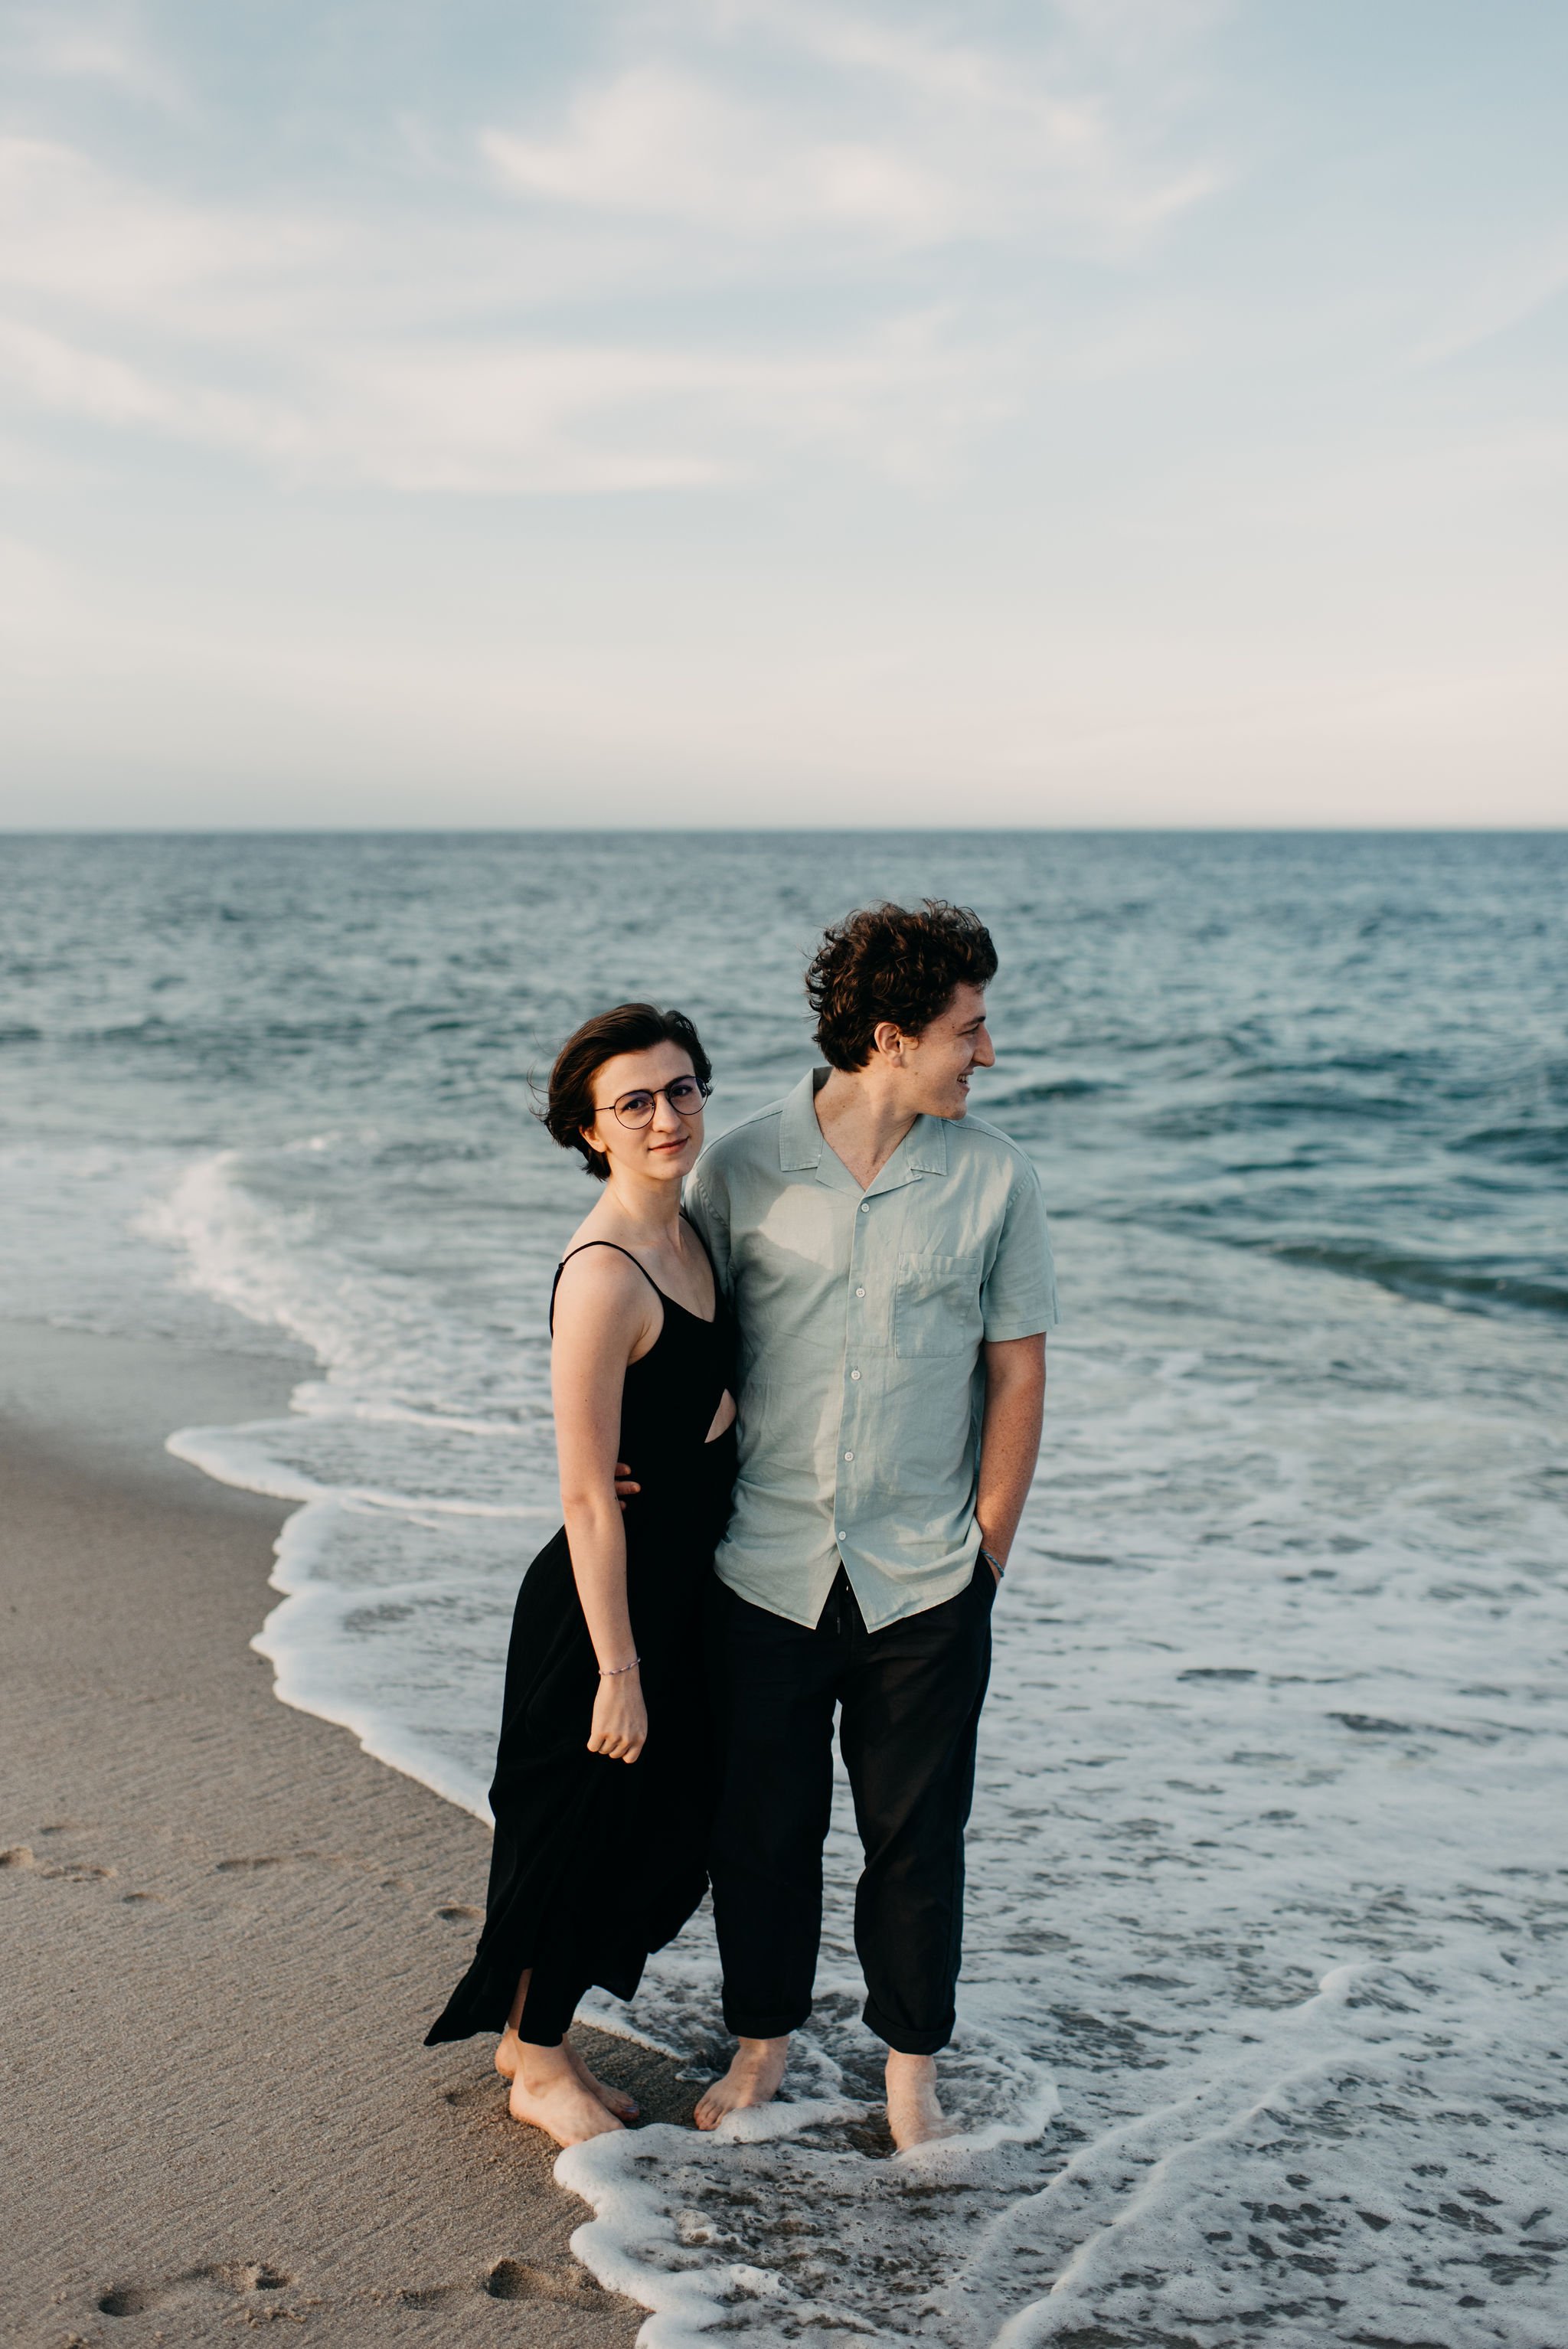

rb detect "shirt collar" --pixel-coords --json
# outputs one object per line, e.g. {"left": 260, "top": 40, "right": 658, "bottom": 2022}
{"left": 903, "top": 1116, "right": 949, "bottom": 1177}
{"left": 776, "top": 1068, "right": 950, "bottom": 1182}
{"left": 779, "top": 1070, "right": 827, "bottom": 1169}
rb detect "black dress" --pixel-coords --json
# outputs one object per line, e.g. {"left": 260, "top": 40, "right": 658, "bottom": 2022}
{"left": 426, "top": 1230, "right": 736, "bottom": 2049}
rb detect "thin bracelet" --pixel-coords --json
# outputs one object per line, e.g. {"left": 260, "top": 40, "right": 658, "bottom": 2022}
{"left": 979, "top": 1548, "right": 1004, "bottom": 1579}
{"left": 599, "top": 1655, "right": 642, "bottom": 1677}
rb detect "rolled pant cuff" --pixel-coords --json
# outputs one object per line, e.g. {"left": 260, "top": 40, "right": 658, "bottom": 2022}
{"left": 722, "top": 2001, "right": 812, "bottom": 2041}
{"left": 862, "top": 1998, "right": 955, "bottom": 2057}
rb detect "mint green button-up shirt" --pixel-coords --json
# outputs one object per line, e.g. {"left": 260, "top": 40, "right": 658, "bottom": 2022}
{"left": 684, "top": 1069, "right": 1058, "bottom": 1632}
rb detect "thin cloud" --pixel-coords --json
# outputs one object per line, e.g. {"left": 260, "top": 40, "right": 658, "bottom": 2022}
{"left": 482, "top": 67, "right": 960, "bottom": 239}
{"left": 8, "top": 8, "right": 187, "bottom": 108}
{"left": 0, "top": 263, "right": 1019, "bottom": 495}
{"left": 1045, "top": 0, "right": 1236, "bottom": 61}
{"left": 1410, "top": 238, "right": 1568, "bottom": 368}
{"left": 0, "top": 315, "right": 301, "bottom": 455}
{"left": 697, "top": 0, "right": 1224, "bottom": 242}
{"left": 0, "top": 138, "right": 342, "bottom": 315}
{"left": 312, "top": 321, "right": 1009, "bottom": 493}
{"left": 0, "top": 5, "right": 1222, "bottom": 496}
{"left": 483, "top": 10, "right": 1224, "bottom": 253}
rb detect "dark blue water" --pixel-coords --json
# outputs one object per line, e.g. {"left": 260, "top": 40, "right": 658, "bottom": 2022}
{"left": 4, "top": 829, "right": 1563, "bottom": 1319}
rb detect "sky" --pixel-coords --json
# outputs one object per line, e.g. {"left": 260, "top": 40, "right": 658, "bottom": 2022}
{"left": 1, "top": 0, "right": 1565, "bottom": 828}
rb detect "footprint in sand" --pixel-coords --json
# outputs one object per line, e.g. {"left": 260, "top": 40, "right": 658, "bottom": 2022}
{"left": 436, "top": 1903, "right": 484, "bottom": 1923}
{"left": 96, "top": 2284, "right": 162, "bottom": 2317}
{"left": 484, "top": 2258, "right": 604, "bottom": 2305}
{"left": 2, "top": 1840, "right": 115, "bottom": 1883}
{"left": 96, "top": 2262, "right": 292, "bottom": 2318}
{"left": 214, "top": 1851, "right": 411, "bottom": 1887}
{"left": 7, "top": 1843, "right": 166, "bottom": 1900}
{"left": 394, "top": 2269, "right": 599, "bottom": 2308}
{"left": 198, "top": 2262, "right": 291, "bottom": 2294}
{"left": 214, "top": 1851, "right": 346, "bottom": 1871}
{"left": 93, "top": 2256, "right": 597, "bottom": 2318}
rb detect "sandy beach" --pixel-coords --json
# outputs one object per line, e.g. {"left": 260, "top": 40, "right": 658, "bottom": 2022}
{"left": 0, "top": 1322, "right": 690, "bottom": 2348}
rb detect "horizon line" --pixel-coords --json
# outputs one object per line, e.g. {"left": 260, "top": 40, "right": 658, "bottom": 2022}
{"left": 4, "top": 823, "right": 1565, "bottom": 839}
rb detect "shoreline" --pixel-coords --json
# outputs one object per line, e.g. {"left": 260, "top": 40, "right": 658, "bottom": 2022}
{"left": 0, "top": 1320, "right": 690, "bottom": 2347}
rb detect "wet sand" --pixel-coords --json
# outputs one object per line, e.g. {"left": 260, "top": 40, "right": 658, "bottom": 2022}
{"left": 0, "top": 1322, "right": 688, "bottom": 2347}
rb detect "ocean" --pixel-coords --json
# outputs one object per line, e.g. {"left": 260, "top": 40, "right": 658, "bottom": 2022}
{"left": 3, "top": 829, "right": 1564, "bottom": 2346}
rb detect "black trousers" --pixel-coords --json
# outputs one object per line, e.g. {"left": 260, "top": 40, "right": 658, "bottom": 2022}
{"left": 707, "top": 1559, "right": 994, "bottom": 2057}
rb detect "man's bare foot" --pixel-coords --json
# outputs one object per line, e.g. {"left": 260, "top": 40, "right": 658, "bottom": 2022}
{"left": 494, "top": 2027, "right": 638, "bottom": 2120}
{"left": 693, "top": 2035, "right": 790, "bottom": 2130}
{"left": 886, "top": 2051, "right": 960, "bottom": 2150}
{"left": 505, "top": 2044, "right": 625, "bottom": 2146}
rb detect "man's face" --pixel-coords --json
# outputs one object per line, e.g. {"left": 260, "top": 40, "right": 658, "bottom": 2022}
{"left": 900, "top": 982, "right": 995, "bottom": 1119}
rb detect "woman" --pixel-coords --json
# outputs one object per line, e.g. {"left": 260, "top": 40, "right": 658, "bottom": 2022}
{"left": 426, "top": 1003, "right": 736, "bottom": 2146}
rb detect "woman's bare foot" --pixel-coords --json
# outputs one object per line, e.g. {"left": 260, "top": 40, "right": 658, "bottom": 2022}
{"left": 565, "top": 2037, "right": 639, "bottom": 2119}
{"left": 505, "top": 2043, "right": 625, "bottom": 2146}
{"left": 885, "top": 2051, "right": 960, "bottom": 2150}
{"left": 494, "top": 2027, "right": 639, "bottom": 2120}
{"left": 693, "top": 2035, "right": 790, "bottom": 2129}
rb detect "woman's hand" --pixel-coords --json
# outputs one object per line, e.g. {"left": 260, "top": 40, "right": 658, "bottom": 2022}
{"left": 587, "top": 1669, "right": 647, "bottom": 1765}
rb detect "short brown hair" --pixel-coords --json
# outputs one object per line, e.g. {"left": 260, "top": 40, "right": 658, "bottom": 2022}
{"left": 805, "top": 900, "right": 998, "bottom": 1073}
{"left": 541, "top": 1002, "right": 711, "bottom": 1179}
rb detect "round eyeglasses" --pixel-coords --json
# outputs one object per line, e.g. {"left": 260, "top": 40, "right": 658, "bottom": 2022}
{"left": 593, "top": 1076, "right": 712, "bottom": 1130}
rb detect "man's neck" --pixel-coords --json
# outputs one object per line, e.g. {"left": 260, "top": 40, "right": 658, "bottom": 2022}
{"left": 813, "top": 1067, "right": 920, "bottom": 1191}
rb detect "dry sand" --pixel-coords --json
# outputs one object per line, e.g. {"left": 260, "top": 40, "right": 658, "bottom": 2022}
{"left": 0, "top": 1322, "right": 693, "bottom": 2348}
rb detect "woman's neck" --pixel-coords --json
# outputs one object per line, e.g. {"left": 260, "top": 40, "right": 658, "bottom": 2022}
{"left": 599, "top": 1171, "right": 684, "bottom": 1246}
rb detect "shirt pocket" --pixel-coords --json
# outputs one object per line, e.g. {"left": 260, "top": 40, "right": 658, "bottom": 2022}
{"left": 893, "top": 1253, "right": 984, "bottom": 1359}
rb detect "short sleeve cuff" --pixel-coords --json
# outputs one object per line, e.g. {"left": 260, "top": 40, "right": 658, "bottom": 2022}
{"left": 982, "top": 1299, "right": 1059, "bottom": 1341}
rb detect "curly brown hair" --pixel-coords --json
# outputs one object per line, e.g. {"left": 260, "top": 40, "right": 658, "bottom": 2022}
{"left": 541, "top": 1001, "right": 711, "bottom": 1179}
{"left": 805, "top": 900, "right": 998, "bottom": 1073}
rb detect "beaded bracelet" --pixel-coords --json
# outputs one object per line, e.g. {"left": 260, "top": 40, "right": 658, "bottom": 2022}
{"left": 599, "top": 1655, "right": 642, "bottom": 1677}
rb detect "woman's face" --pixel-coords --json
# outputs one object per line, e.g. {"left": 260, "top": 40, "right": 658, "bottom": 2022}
{"left": 581, "top": 1041, "right": 707, "bottom": 1186}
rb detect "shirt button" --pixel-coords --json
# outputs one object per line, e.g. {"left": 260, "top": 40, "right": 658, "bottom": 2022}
{"left": 844, "top": 1449, "right": 854, "bottom": 1462}
{"left": 855, "top": 1286, "right": 866, "bottom": 1298}
{"left": 859, "top": 1201, "right": 870, "bottom": 1213}
{"left": 837, "top": 1530, "right": 847, "bottom": 1542}
{"left": 850, "top": 1369, "right": 861, "bottom": 1381}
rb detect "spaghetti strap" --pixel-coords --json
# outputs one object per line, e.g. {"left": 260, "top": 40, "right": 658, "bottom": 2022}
{"left": 550, "top": 1220, "right": 719, "bottom": 1333}
{"left": 549, "top": 1240, "right": 663, "bottom": 1333}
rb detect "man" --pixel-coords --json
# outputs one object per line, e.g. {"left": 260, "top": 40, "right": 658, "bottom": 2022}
{"left": 684, "top": 900, "right": 1056, "bottom": 2148}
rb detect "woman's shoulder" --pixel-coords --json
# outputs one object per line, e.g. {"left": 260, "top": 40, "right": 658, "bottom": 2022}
{"left": 553, "top": 1222, "right": 660, "bottom": 1320}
